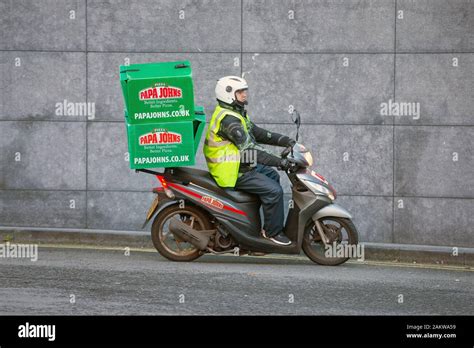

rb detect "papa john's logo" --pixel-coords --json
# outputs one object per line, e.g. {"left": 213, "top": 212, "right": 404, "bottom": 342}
{"left": 139, "top": 129, "right": 182, "bottom": 145}
{"left": 139, "top": 84, "right": 182, "bottom": 100}
{"left": 201, "top": 196, "right": 224, "bottom": 210}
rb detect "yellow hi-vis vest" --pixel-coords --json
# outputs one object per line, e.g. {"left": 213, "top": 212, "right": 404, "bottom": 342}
{"left": 203, "top": 104, "right": 249, "bottom": 188}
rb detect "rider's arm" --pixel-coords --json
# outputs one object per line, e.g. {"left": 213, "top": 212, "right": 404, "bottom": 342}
{"left": 217, "top": 115, "right": 282, "bottom": 167}
{"left": 249, "top": 121, "right": 295, "bottom": 147}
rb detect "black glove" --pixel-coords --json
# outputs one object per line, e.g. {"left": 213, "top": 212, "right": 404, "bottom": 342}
{"left": 279, "top": 158, "right": 297, "bottom": 171}
{"left": 279, "top": 157, "right": 299, "bottom": 171}
{"left": 278, "top": 159, "right": 289, "bottom": 171}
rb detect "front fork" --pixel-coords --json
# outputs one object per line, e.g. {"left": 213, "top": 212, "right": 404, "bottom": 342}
{"left": 313, "top": 219, "right": 330, "bottom": 247}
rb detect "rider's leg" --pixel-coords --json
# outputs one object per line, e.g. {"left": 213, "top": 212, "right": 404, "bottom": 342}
{"left": 254, "top": 163, "right": 280, "bottom": 184}
{"left": 234, "top": 170, "right": 284, "bottom": 238}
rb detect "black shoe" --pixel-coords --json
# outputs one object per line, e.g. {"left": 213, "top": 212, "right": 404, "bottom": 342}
{"left": 261, "top": 229, "right": 292, "bottom": 246}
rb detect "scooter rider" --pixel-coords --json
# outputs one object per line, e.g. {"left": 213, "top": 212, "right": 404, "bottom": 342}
{"left": 203, "top": 76, "right": 296, "bottom": 246}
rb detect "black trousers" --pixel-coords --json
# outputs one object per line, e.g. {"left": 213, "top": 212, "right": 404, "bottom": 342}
{"left": 234, "top": 164, "right": 284, "bottom": 237}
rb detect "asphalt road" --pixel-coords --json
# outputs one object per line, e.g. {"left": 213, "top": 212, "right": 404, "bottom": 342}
{"left": 0, "top": 246, "right": 472, "bottom": 315}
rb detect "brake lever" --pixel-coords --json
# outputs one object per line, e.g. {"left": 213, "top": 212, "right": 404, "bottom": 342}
{"left": 281, "top": 145, "right": 292, "bottom": 159}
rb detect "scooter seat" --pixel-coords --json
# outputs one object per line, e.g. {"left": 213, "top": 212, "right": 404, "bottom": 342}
{"left": 165, "top": 167, "right": 259, "bottom": 203}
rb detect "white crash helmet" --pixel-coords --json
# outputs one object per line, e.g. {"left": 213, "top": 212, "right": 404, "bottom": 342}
{"left": 215, "top": 76, "right": 248, "bottom": 105}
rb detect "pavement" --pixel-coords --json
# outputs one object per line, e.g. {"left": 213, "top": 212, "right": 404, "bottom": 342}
{"left": 0, "top": 245, "right": 473, "bottom": 315}
{"left": 1, "top": 228, "right": 473, "bottom": 267}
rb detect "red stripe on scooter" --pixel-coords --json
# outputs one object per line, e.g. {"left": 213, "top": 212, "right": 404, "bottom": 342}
{"left": 167, "top": 182, "right": 201, "bottom": 199}
{"left": 167, "top": 182, "right": 247, "bottom": 217}
{"left": 222, "top": 205, "right": 248, "bottom": 216}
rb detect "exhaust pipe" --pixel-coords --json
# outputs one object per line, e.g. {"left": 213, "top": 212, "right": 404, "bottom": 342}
{"left": 168, "top": 217, "right": 215, "bottom": 251}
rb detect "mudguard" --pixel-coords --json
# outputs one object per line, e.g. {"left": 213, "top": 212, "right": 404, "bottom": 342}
{"left": 142, "top": 197, "right": 179, "bottom": 229}
{"left": 312, "top": 203, "right": 352, "bottom": 221}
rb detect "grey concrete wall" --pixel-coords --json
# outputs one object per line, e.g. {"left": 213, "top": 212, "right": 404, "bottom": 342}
{"left": 0, "top": 0, "right": 473, "bottom": 247}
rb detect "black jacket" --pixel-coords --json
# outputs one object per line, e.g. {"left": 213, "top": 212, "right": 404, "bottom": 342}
{"left": 215, "top": 100, "right": 293, "bottom": 169}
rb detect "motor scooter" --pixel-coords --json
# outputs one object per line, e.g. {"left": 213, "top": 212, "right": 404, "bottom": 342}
{"left": 138, "top": 110, "right": 358, "bottom": 265}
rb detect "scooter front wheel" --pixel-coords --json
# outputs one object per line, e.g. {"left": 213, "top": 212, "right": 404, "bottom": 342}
{"left": 151, "top": 204, "right": 212, "bottom": 262}
{"left": 302, "top": 217, "right": 359, "bottom": 266}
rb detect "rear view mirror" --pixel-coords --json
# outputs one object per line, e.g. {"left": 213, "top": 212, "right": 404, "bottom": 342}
{"left": 290, "top": 108, "right": 301, "bottom": 142}
{"left": 291, "top": 109, "right": 301, "bottom": 126}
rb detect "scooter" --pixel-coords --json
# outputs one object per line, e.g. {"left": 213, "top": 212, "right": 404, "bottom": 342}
{"left": 138, "top": 110, "right": 358, "bottom": 265}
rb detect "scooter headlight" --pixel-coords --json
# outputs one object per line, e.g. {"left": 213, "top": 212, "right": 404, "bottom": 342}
{"left": 303, "top": 180, "right": 335, "bottom": 201}
{"left": 303, "top": 151, "right": 313, "bottom": 166}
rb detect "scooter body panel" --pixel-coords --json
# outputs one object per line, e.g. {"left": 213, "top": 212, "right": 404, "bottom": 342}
{"left": 143, "top": 165, "right": 344, "bottom": 256}
{"left": 289, "top": 188, "right": 332, "bottom": 251}
{"left": 163, "top": 178, "right": 333, "bottom": 254}
{"left": 163, "top": 181, "right": 263, "bottom": 235}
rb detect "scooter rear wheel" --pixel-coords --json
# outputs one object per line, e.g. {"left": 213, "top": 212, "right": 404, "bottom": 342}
{"left": 151, "top": 204, "right": 212, "bottom": 262}
{"left": 302, "top": 217, "right": 359, "bottom": 266}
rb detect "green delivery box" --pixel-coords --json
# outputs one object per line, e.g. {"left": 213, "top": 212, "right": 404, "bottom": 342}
{"left": 127, "top": 121, "right": 194, "bottom": 168}
{"left": 120, "top": 60, "right": 205, "bottom": 169}
{"left": 120, "top": 60, "right": 195, "bottom": 124}
{"left": 125, "top": 106, "right": 206, "bottom": 170}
